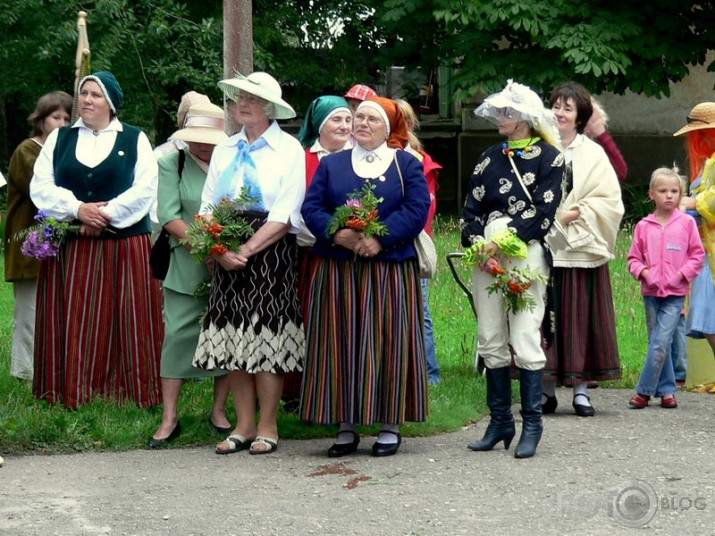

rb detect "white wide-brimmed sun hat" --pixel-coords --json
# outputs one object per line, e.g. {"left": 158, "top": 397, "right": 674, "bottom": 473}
{"left": 170, "top": 103, "right": 228, "bottom": 146}
{"left": 218, "top": 71, "right": 296, "bottom": 120}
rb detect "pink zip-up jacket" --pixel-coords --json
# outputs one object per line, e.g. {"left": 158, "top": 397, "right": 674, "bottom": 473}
{"left": 628, "top": 209, "right": 705, "bottom": 297}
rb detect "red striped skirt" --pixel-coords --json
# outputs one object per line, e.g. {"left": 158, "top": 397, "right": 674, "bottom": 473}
{"left": 33, "top": 235, "right": 163, "bottom": 408}
{"left": 544, "top": 265, "right": 622, "bottom": 382}
{"left": 300, "top": 257, "right": 429, "bottom": 425}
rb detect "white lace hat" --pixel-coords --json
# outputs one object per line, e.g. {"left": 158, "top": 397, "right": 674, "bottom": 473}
{"left": 475, "top": 79, "right": 560, "bottom": 147}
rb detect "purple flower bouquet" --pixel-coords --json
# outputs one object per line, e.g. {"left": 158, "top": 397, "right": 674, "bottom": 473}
{"left": 16, "top": 211, "right": 80, "bottom": 261}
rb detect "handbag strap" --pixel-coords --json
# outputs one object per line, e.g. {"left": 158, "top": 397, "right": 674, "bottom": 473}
{"left": 394, "top": 151, "right": 405, "bottom": 196}
{"left": 506, "top": 153, "right": 534, "bottom": 204}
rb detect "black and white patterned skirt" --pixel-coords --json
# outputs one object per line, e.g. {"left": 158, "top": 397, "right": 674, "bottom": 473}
{"left": 193, "top": 213, "right": 305, "bottom": 373}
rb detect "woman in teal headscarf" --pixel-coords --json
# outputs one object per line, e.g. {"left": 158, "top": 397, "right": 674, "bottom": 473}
{"left": 283, "top": 95, "right": 354, "bottom": 406}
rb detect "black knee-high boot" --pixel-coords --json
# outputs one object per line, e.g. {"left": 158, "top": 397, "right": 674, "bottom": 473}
{"left": 468, "top": 366, "right": 516, "bottom": 451}
{"left": 514, "top": 368, "right": 543, "bottom": 459}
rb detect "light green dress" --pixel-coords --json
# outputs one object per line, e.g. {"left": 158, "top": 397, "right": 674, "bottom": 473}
{"left": 157, "top": 150, "right": 225, "bottom": 379}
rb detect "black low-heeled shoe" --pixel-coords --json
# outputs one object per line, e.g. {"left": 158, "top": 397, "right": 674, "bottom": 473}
{"left": 148, "top": 420, "right": 182, "bottom": 449}
{"left": 542, "top": 393, "right": 558, "bottom": 414}
{"left": 572, "top": 395, "right": 595, "bottom": 417}
{"left": 328, "top": 431, "right": 360, "bottom": 458}
{"left": 371, "top": 431, "right": 402, "bottom": 457}
{"left": 208, "top": 417, "right": 233, "bottom": 435}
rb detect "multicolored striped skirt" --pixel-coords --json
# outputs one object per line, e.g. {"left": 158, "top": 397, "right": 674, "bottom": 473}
{"left": 300, "top": 256, "right": 429, "bottom": 425}
{"left": 33, "top": 235, "right": 164, "bottom": 408}
{"left": 193, "top": 226, "right": 305, "bottom": 374}
{"left": 544, "top": 264, "right": 622, "bottom": 382}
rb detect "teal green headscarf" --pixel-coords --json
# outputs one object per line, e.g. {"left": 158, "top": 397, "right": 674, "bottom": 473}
{"left": 297, "top": 95, "right": 351, "bottom": 149}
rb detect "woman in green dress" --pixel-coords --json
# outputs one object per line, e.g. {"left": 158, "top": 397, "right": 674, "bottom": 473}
{"left": 148, "top": 102, "right": 233, "bottom": 447}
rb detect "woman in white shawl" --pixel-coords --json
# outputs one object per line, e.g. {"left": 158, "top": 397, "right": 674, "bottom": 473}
{"left": 544, "top": 81, "right": 624, "bottom": 417}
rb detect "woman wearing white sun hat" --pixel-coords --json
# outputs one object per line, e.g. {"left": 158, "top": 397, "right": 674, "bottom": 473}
{"left": 194, "top": 72, "right": 306, "bottom": 456}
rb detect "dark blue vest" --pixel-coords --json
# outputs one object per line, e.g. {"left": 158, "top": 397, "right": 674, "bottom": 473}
{"left": 53, "top": 124, "right": 151, "bottom": 239}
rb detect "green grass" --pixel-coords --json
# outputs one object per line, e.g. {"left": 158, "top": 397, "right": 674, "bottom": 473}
{"left": 0, "top": 216, "right": 647, "bottom": 454}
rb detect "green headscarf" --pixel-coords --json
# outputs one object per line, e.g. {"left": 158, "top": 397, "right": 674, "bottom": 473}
{"left": 297, "top": 95, "right": 351, "bottom": 149}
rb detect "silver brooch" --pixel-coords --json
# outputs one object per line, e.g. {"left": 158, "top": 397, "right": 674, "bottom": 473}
{"left": 365, "top": 154, "right": 375, "bottom": 163}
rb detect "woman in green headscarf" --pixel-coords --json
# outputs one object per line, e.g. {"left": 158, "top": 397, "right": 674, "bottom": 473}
{"left": 283, "top": 95, "right": 354, "bottom": 405}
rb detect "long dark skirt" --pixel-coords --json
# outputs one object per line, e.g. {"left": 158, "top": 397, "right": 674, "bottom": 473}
{"left": 544, "top": 264, "right": 622, "bottom": 383}
{"left": 300, "top": 256, "right": 429, "bottom": 426}
{"left": 34, "top": 235, "right": 163, "bottom": 408}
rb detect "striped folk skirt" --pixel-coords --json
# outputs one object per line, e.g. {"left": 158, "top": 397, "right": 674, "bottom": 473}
{"left": 544, "top": 264, "right": 622, "bottom": 382}
{"left": 300, "top": 257, "right": 429, "bottom": 426}
{"left": 33, "top": 235, "right": 164, "bottom": 409}
{"left": 193, "top": 230, "right": 305, "bottom": 374}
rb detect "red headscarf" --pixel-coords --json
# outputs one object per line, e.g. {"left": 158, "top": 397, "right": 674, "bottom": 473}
{"left": 364, "top": 96, "right": 409, "bottom": 150}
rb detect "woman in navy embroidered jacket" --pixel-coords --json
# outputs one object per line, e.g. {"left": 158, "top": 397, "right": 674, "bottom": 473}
{"left": 460, "top": 80, "right": 564, "bottom": 459}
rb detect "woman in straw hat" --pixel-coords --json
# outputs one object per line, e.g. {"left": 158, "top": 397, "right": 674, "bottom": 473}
{"left": 5, "top": 90, "right": 72, "bottom": 381}
{"left": 300, "top": 96, "right": 430, "bottom": 457}
{"left": 194, "top": 72, "right": 305, "bottom": 455}
{"left": 674, "top": 102, "right": 715, "bottom": 360}
{"left": 148, "top": 102, "right": 232, "bottom": 448}
{"left": 461, "top": 79, "right": 564, "bottom": 458}
{"left": 30, "top": 71, "right": 163, "bottom": 408}
{"left": 543, "top": 81, "right": 624, "bottom": 417}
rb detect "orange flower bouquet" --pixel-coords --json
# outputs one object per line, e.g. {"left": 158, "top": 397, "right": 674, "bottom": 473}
{"left": 327, "top": 182, "right": 388, "bottom": 239}
{"left": 464, "top": 230, "right": 547, "bottom": 314}
{"left": 181, "top": 189, "right": 257, "bottom": 263}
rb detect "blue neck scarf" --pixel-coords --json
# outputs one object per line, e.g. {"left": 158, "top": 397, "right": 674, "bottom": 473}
{"left": 214, "top": 137, "right": 268, "bottom": 209}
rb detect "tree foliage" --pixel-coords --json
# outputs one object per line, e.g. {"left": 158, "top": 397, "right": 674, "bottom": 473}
{"left": 379, "top": 0, "right": 715, "bottom": 99}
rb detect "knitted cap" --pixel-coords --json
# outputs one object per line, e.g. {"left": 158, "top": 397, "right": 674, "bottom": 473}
{"left": 80, "top": 71, "right": 123, "bottom": 113}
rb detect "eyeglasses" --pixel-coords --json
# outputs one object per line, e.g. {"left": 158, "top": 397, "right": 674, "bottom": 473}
{"left": 354, "top": 113, "right": 384, "bottom": 127}
{"left": 496, "top": 107, "right": 520, "bottom": 120}
{"left": 236, "top": 92, "right": 263, "bottom": 104}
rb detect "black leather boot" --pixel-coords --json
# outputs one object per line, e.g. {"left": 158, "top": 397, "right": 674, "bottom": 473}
{"left": 514, "top": 368, "right": 543, "bottom": 459}
{"left": 468, "top": 366, "right": 516, "bottom": 451}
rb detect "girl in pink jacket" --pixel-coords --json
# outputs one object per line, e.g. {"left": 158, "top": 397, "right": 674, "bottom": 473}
{"left": 627, "top": 167, "right": 705, "bottom": 409}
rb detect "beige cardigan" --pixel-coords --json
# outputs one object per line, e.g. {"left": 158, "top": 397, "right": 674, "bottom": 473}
{"left": 549, "top": 134, "right": 624, "bottom": 268}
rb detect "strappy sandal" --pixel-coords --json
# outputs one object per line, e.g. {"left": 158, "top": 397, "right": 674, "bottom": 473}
{"left": 215, "top": 434, "right": 253, "bottom": 455}
{"left": 249, "top": 436, "right": 278, "bottom": 455}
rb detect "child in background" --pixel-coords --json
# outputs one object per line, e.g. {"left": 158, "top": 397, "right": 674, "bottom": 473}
{"left": 627, "top": 167, "right": 705, "bottom": 409}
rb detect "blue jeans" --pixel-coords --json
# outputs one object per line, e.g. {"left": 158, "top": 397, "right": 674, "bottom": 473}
{"left": 422, "top": 279, "right": 440, "bottom": 384}
{"left": 636, "top": 296, "right": 684, "bottom": 397}
{"left": 671, "top": 313, "right": 687, "bottom": 382}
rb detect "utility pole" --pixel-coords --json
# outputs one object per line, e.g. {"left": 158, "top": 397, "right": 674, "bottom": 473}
{"left": 224, "top": 0, "right": 253, "bottom": 131}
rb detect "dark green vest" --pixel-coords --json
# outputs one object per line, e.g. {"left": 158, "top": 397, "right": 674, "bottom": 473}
{"left": 53, "top": 124, "right": 151, "bottom": 239}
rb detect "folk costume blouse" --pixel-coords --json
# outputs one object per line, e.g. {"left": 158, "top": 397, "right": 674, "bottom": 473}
{"left": 30, "top": 117, "right": 157, "bottom": 230}
{"left": 461, "top": 139, "right": 564, "bottom": 248}
{"left": 200, "top": 121, "right": 305, "bottom": 231}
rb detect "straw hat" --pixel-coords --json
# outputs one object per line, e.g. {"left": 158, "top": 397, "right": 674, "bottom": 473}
{"left": 673, "top": 102, "right": 715, "bottom": 136}
{"left": 218, "top": 71, "right": 296, "bottom": 120}
{"left": 170, "top": 103, "right": 227, "bottom": 146}
{"left": 176, "top": 91, "right": 210, "bottom": 128}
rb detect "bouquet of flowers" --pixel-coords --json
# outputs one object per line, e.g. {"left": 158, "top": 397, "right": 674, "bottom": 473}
{"left": 181, "top": 189, "right": 258, "bottom": 263}
{"left": 327, "top": 182, "right": 388, "bottom": 239}
{"left": 15, "top": 211, "right": 80, "bottom": 260}
{"left": 464, "top": 230, "right": 547, "bottom": 314}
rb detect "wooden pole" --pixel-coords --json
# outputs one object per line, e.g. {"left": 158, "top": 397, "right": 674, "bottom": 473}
{"left": 223, "top": 0, "right": 253, "bottom": 132}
